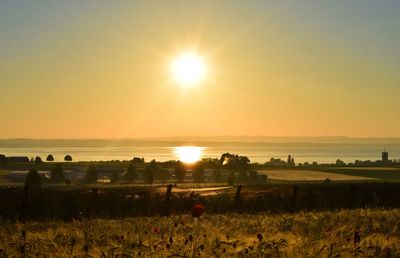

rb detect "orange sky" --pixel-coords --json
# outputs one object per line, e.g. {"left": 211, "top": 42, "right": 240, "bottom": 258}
{"left": 1, "top": 1, "right": 399, "bottom": 138}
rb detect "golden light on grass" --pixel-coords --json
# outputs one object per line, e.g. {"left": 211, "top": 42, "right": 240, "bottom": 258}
{"left": 171, "top": 52, "right": 206, "bottom": 87}
{"left": 174, "top": 146, "right": 203, "bottom": 163}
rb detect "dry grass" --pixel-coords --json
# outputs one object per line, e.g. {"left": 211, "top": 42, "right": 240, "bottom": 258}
{"left": 1, "top": 209, "right": 400, "bottom": 257}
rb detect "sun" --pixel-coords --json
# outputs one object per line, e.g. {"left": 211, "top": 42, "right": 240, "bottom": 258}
{"left": 171, "top": 52, "right": 206, "bottom": 87}
{"left": 174, "top": 146, "right": 203, "bottom": 163}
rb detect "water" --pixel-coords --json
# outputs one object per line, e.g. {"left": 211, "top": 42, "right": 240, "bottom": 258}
{"left": 1, "top": 143, "right": 399, "bottom": 164}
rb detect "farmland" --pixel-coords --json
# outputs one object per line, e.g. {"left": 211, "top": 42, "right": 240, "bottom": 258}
{"left": 1, "top": 209, "right": 400, "bottom": 257}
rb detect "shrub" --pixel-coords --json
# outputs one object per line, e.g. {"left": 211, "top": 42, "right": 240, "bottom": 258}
{"left": 46, "top": 154, "right": 54, "bottom": 162}
{"left": 174, "top": 161, "right": 186, "bottom": 182}
{"left": 84, "top": 164, "right": 97, "bottom": 184}
{"left": 0, "top": 154, "right": 7, "bottom": 163}
{"left": 193, "top": 163, "right": 205, "bottom": 183}
{"left": 64, "top": 155, "right": 73, "bottom": 162}
{"left": 25, "top": 169, "right": 42, "bottom": 188}
{"left": 125, "top": 163, "right": 137, "bottom": 182}
{"left": 34, "top": 156, "right": 43, "bottom": 165}
{"left": 50, "top": 164, "right": 66, "bottom": 183}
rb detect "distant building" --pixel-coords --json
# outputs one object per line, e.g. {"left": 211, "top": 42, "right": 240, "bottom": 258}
{"left": 7, "top": 156, "right": 30, "bottom": 163}
{"left": 382, "top": 149, "right": 389, "bottom": 163}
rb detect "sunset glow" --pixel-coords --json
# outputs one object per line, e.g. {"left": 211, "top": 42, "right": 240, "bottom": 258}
{"left": 174, "top": 146, "right": 203, "bottom": 163}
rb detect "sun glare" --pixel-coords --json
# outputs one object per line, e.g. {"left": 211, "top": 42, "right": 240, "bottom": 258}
{"left": 171, "top": 52, "right": 206, "bottom": 87}
{"left": 174, "top": 146, "right": 203, "bottom": 163}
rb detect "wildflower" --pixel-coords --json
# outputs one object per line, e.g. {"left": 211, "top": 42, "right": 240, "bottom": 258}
{"left": 169, "top": 236, "right": 173, "bottom": 244}
{"left": 174, "top": 222, "right": 178, "bottom": 228}
{"left": 192, "top": 204, "right": 205, "bottom": 218}
{"left": 188, "top": 234, "right": 193, "bottom": 241}
{"left": 144, "top": 230, "right": 148, "bottom": 235}
{"left": 154, "top": 227, "right": 160, "bottom": 234}
{"left": 257, "top": 233, "right": 263, "bottom": 242}
{"left": 166, "top": 243, "right": 171, "bottom": 250}
{"left": 83, "top": 244, "right": 89, "bottom": 253}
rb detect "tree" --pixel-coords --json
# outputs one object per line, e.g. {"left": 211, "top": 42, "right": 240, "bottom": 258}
{"left": 125, "top": 163, "right": 137, "bottom": 182}
{"left": 25, "top": 169, "right": 42, "bottom": 188}
{"left": 193, "top": 163, "right": 205, "bottom": 183}
{"left": 64, "top": 155, "right": 73, "bottom": 162}
{"left": 34, "top": 156, "right": 43, "bottom": 165}
{"left": 220, "top": 153, "right": 250, "bottom": 171}
{"left": 132, "top": 157, "right": 145, "bottom": 164}
{"left": 144, "top": 160, "right": 157, "bottom": 185}
{"left": 50, "top": 164, "right": 66, "bottom": 183}
{"left": 174, "top": 161, "right": 186, "bottom": 183}
{"left": 249, "top": 170, "right": 258, "bottom": 183}
{"left": 46, "top": 154, "right": 54, "bottom": 162}
{"left": 84, "top": 164, "right": 97, "bottom": 184}
{"left": 0, "top": 154, "right": 7, "bottom": 163}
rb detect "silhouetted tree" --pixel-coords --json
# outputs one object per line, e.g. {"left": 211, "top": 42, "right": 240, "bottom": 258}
{"left": 144, "top": 160, "right": 157, "bottom": 185}
{"left": 34, "top": 156, "right": 43, "bottom": 165}
{"left": 193, "top": 163, "right": 205, "bottom": 183}
{"left": 132, "top": 157, "right": 145, "bottom": 164}
{"left": 50, "top": 164, "right": 65, "bottom": 183}
{"left": 84, "top": 164, "right": 97, "bottom": 184}
{"left": 174, "top": 161, "right": 186, "bottom": 182}
{"left": 46, "top": 154, "right": 54, "bottom": 162}
{"left": 125, "top": 163, "right": 137, "bottom": 182}
{"left": 64, "top": 155, "right": 73, "bottom": 162}
{"left": 25, "top": 169, "right": 42, "bottom": 188}
{"left": 220, "top": 153, "right": 250, "bottom": 171}
{"left": 0, "top": 154, "right": 7, "bottom": 163}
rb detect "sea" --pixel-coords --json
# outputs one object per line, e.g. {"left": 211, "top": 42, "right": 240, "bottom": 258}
{"left": 1, "top": 143, "right": 400, "bottom": 164}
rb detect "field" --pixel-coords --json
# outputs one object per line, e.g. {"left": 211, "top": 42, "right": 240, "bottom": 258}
{"left": 1, "top": 209, "right": 400, "bottom": 257}
{"left": 259, "top": 169, "right": 375, "bottom": 181}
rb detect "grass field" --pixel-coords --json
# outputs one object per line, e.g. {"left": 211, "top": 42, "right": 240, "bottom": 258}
{"left": 317, "top": 168, "right": 400, "bottom": 182}
{"left": 258, "top": 169, "right": 375, "bottom": 181}
{"left": 1, "top": 209, "right": 399, "bottom": 257}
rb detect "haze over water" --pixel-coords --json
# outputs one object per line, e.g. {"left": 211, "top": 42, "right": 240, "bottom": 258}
{"left": 1, "top": 143, "right": 399, "bottom": 164}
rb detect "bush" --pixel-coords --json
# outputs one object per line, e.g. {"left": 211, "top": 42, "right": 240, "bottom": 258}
{"left": 144, "top": 160, "right": 157, "bottom": 185}
{"left": 193, "top": 163, "right": 205, "bottom": 182}
{"left": 124, "top": 163, "right": 137, "bottom": 182}
{"left": 46, "top": 154, "right": 54, "bottom": 162}
{"left": 50, "top": 164, "right": 66, "bottom": 183}
{"left": 34, "top": 156, "right": 43, "bottom": 165}
{"left": 84, "top": 164, "right": 97, "bottom": 184}
{"left": 174, "top": 161, "right": 186, "bottom": 182}
{"left": 25, "top": 169, "right": 42, "bottom": 188}
{"left": 0, "top": 154, "right": 7, "bottom": 163}
{"left": 64, "top": 155, "right": 73, "bottom": 162}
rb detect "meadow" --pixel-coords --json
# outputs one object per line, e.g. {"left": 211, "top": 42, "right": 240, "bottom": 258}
{"left": 1, "top": 209, "right": 399, "bottom": 257}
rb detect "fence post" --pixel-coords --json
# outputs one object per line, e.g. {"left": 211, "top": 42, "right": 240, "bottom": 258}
{"left": 162, "top": 184, "right": 173, "bottom": 216}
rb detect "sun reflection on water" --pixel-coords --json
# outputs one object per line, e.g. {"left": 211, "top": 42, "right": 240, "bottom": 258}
{"left": 174, "top": 146, "right": 203, "bottom": 163}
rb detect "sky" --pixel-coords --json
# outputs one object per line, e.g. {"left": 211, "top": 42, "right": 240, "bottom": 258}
{"left": 0, "top": 1, "right": 399, "bottom": 139}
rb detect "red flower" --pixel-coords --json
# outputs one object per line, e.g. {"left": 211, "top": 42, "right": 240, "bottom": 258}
{"left": 192, "top": 204, "right": 205, "bottom": 218}
{"left": 154, "top": 227, "right": 160, "bottom": 233}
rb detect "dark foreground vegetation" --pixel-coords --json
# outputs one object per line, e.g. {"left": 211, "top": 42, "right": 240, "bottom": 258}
{"left": 1, "top": 209, "right": 400, "bottom": 257}
{"left": 1, "top": 182, "right": 400, "bottom": 221}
